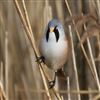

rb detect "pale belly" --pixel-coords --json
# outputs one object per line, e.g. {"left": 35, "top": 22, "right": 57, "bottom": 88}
{"left": 40, "top": 39, "right": 68, "bottom": 70}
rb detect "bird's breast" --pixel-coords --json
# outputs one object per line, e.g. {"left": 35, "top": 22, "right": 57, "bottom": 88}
{"left": 40, "top": 38, "right": 68, "bottom": 70}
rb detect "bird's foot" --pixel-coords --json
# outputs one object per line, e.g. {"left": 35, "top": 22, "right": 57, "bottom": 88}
{"left": 49, "top": 80, "right": 55, "bottom": 89}
{"left": 36, "top": 56, "right": 45, "bottom": 64}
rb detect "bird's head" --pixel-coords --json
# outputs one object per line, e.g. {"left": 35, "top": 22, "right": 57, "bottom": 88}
{"left": 45, "top": 19, "right": 65, "bottom": 42}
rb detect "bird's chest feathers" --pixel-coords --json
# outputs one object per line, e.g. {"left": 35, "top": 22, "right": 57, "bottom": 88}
{"left": 43, "top": 38, "right": 67, "bottom": 59}
{"left": 41, "top": 37, "right": 68, "bottom": 70}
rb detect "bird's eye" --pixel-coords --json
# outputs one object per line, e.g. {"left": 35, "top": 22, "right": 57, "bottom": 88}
{"left": 46, "top": 27, "right": 50, "bottom": 42}
{"left": 54, "top": 26, "right": 59, "bottom": 42}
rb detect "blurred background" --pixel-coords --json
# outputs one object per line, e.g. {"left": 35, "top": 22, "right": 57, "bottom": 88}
{"left": 0, "top": 0, "right": 100, "bottom": 100}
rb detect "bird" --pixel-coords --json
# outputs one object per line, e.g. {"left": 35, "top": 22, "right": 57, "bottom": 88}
{"left": 39, "top": 19, "right": 69, "bottom": 88}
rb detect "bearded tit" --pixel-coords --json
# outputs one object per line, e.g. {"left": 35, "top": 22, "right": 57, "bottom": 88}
{"left": 39, "top": 19, "right": 68, "bottom": 88}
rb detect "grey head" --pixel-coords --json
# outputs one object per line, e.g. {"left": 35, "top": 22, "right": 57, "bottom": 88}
{"left": 48, "top": 19, "right": 63, "bottom": 28}
{"left": 45, "top": 19, "right": 65, "bottom": 42}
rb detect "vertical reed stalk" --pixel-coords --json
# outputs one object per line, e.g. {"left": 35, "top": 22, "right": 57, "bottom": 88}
{"left": 5, "top": 31, "right": 8, "bottom": 100}
{"left": 69, "top": 25, "right": 81, "bottom": 100}
{"left": 67, "top": 77, "right": 71, "bottom": 100}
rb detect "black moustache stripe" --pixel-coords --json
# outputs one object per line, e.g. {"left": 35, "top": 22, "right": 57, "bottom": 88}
{"left": 54, "top": 27, "right": 59, "bottom": 42}
{"left": 46, "top": 28, "right": 50, "bottom": 42}
{"left": 46, "top": 26, "right": 59, "bottom": 42}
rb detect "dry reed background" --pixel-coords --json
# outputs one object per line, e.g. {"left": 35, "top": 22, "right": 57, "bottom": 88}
{"left": 0, "top": 0, "right": 100, "bottom": 100}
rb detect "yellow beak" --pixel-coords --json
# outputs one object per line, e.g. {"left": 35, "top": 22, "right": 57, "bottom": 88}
{"left": 50, "top": 27, "right": 54, "bottom": 32}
